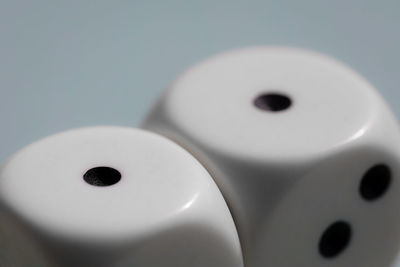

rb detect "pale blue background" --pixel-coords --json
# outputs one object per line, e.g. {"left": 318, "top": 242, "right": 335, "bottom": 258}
{"left": 1, "top": 0, "right": 399, "bottom": 162}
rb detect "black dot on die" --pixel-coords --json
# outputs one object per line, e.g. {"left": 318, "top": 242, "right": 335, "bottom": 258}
{"left": 254, "top": 93, "right": 292, "bottom": 112}
{"left": 83, "top": 167, "right": 121, "bottom": 187}
{"left": 319, "top": 221, "right": 352, "bottom": 259}
{"left": 359, "top": 164, "right": 391, "bottom": 201}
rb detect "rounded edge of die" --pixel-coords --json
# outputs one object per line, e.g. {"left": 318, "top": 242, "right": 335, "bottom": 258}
{"left": 0, "top": 126, "right": 230, "bottom": 242}
{"left": 150, "top": 46, "right": 388, "bottom": 164}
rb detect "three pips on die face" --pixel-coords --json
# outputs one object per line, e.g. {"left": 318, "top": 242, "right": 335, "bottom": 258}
{"left": 0, "top": 47, "right": 399, "bottom": 267}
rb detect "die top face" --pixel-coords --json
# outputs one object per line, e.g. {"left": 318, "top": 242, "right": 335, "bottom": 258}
{"left": 0, "top": 127, "right": 216, "bottom": 242}
{"left": 161, "top": 47, "right": 386, "bottom": 161}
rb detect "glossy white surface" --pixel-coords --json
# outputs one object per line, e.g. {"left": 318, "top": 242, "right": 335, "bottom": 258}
{"left": 150, "top": 47, "right": 383, "bottom": 161}
{"left": 0, "top": 127, "right": 243, "bottom": 267}
{"left": 143, "top": 47, "right": 400, "bottom": 267}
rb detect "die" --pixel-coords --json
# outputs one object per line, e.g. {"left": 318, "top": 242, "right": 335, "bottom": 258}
{"left": 0, "top": 126, "right": 243, "bottom": 267}
{"left": 142, "top": 47, "right": 400, "bottom": 267}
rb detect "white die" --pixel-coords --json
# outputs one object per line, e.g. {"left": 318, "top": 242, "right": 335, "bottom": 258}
{"left": 0, "top": 126, "right": 243, "bottom": 267}
{"left": 142, "top": 47, "right": 400, "bottom": 267}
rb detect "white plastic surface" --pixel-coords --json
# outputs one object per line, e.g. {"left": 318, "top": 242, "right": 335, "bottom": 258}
{"left": 0, "top": 126, "right": 243, "bottom": 267}
{"left": 143, "top": 47, "right": 400, "bottom": 267}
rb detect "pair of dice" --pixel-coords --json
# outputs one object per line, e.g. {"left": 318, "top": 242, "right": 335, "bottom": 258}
{"left": 1, "top": 47, "right": 400, "bottom": 267}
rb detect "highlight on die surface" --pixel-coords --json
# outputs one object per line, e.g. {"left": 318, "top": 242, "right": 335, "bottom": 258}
{"left": 142, "top": 47, "right": 400, "bottom": 267}
{"left": 0, "top": 126, "right": 243, "bottom": 267}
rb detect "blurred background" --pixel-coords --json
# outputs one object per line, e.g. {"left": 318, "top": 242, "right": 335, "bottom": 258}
{"left": 0, "top": 0, "right": 399, "bottom": 162}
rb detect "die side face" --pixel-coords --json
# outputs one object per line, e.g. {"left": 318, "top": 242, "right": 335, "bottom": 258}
{"left": 0, "top": 127, "right": 243, "bottom": 267}
{"left": 142, "top": 47, "right": 400, "bottom": 267}
{"left": 0, "top": 204, "right": 50, "bottom": 267}
{"left": 255, "top": 147, "right": 400, "bottom": 267}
